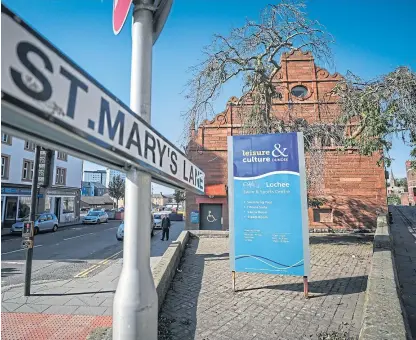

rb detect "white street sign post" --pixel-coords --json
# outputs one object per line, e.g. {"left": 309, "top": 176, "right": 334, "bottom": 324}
{"left": 2, "top": 3, "right": 200, "bottom": 339}
{"left": 1, "top": 4, "right": 203, "bottom": 195}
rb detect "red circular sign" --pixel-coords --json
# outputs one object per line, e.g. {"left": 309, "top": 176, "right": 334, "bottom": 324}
{"left": 113, "top": 0, "right": 133, "bottom": 35}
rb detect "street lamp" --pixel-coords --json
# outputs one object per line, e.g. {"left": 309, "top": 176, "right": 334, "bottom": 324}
{"left": 112, "top": 1, "right": 173, "bottom": 339}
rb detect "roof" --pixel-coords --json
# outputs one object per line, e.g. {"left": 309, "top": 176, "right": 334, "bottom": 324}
{"left": 90, "top": 181, "right": 107, "bottom": 189}
{"left": 84, "top": 170, "right": 106, "bottom": 173}
{"left": 81, "top": 196, "right": 114, "bottom": 205}
{"left": 81, "top": 181, "right": 107, "bottom": 189}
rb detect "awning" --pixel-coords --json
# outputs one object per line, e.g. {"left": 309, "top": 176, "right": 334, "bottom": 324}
{"left": 205, "top": 184, "right": 227, "bottom": 197}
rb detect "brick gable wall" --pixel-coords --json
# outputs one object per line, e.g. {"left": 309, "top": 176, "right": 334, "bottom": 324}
{"left": 186, "top": 50, "right": 387, "bottom": 231}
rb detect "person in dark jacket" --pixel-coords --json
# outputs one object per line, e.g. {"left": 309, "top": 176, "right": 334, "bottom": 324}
{"left": 161, "top": 215, "right": 171, "bottom": 241}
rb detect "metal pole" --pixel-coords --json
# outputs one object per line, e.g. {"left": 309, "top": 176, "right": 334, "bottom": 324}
{"left": 113, "top": 3, "right": 158, "bottom": 339}
{"left": 24, "top": 145, "right": 41, "bottom": 296}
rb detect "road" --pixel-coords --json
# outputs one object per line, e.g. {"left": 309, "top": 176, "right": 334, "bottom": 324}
{"left": 390, "top": 205, "right": 416, "bottom": 338}
{"left": 1, "top": 220, "right": 184, "bottom": 289}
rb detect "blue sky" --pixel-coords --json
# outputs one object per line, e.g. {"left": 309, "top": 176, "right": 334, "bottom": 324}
{"left": 4, "top": 0, "right": 415, "bottom": 191}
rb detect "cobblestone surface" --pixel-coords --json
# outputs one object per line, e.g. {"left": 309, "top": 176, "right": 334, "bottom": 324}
{"left": 159, "top": 234, "right": 373, "bottom": 340}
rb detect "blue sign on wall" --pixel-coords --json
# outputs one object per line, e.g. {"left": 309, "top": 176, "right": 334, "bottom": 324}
{"left": 190, "top": 211, "right": 199, "bottom": 224}
{"left": 228, "top": 133, "right": 310, "bottom": 276}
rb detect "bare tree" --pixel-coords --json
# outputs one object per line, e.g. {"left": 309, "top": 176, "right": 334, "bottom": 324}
{"left": 183, "top": 0, "right": 341, "bottom": 203}
{"left": 183, "top": 0, "right": 333, "bottom": 136}
{"left": 334, "top": 67, "right": 416, "bottom": 168}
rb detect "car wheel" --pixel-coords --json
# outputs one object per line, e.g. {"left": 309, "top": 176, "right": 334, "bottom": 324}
{"left": 105, "top": 219, "right": 108, "bottom": 223}
{"left": 52, "top": 225, "right": 58, "bottom": 232}
{"left": 97, "top": 219, "right": 101, "bottom": 224}
{"left": 151, "top": 229, "right": 154, "bottom": 237}
{"left": 34, "top": 227, "right": 39, "bottom": 235}
{"left": 116, "top": 236, "right": 122, "bottom": 241}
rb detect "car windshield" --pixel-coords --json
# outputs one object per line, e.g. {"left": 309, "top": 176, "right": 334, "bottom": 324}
{"left": 88, "top": 211, "right": 101, "bottom": 216}
{"left": 21, "top": 214, "right": 43, "bottom": 222}
{"left": 154, "top": 214, "right": 161, "bottom": 219}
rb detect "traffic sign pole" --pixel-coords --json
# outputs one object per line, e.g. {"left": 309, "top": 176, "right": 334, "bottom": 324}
{"left": 24, "top": 145, "right": 40, "bottom": 296}
{"left": 112, "top": 3, "right": 158, "bottom": 339}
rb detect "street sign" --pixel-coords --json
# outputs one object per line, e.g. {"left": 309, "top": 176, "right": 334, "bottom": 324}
{"left": 113, "top": 0, "right": 173, "bottom": 43}
{"left": 1, "top": 5, "right": 205, "bottom": 195}
{"left": 113, "top": 0, "right": 133, "bottom": 35}
{"left": 228, "top": 133, "right": 310, "bottom": 276}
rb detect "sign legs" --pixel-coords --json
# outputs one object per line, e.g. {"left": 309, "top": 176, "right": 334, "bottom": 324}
{"left": 303, "top": 276, "right": 309, "bottom": 299}
{"left": 232, "top": 271, "right": 236, "bottom": 292}
{"left": 112, "top": 4, "right": 157, "bottom": 339}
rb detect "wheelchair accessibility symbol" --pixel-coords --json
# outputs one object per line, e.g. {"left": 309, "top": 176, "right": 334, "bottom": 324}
{"left": 207, "top": 211, "right": 217, "bottom": 223}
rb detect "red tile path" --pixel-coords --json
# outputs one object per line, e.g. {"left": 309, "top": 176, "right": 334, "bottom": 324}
{"left": 1, "top": 313, "right": 112, "bottom": 340}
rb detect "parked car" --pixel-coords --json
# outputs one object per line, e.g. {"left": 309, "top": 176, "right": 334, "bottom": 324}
{"left": 105, "top": 209, "right": 116, "bottom": 220}
{"left": 82, "top": 211, "right": 108, "bottom": 224}
{"left": 11, "top": 213, "right": 59, "bottom": 235}
{"left": 153, "top": 213, "right": 162, "bottom": 229}
{"left": 116, "top": 216, "right": 154, "bottom": 241}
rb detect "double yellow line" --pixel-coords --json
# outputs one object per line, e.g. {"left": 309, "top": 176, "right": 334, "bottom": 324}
{"left": 74, "top": 250, "right": 123, "bottom": 278}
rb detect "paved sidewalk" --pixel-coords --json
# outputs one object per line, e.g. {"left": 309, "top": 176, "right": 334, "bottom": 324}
{"left": 1, "top": 222, "right": 184, "bottom": 339}
{"left": 159, "top": 234, "right": 373, "bottom": 340}
{"left": 1, "top": 258, "right": 121, "bottom": 316}
{"left": 2, "top": 313, "right": 112, "bottom": 340}
{"left": 391, "top": 206, "right": 416, "bottom": 338}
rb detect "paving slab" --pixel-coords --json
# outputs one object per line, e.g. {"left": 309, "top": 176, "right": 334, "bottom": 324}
{"left": 73, "top": 305, "right": 108, "bottom": 316}
{"left": 42, "top": 305, "right": 80, "bottom": 315}
{"left": 14, "top": 303, "right": 50, "bottom": 313}
{"left": 1, "top": 302, "right": 23, "bottom": 312}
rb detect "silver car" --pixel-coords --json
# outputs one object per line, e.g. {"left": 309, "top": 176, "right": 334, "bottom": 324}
{"left": 11, "top": 213, "right": 59, "bottom": 235}
{"left": 153, "top": 214, "right": 162, "bottom": 229}
{"left": 82, "top": 211, "right": 108, "bottom": 224}
{"left": 116, "top": 217, "right": 154, "bottom": 241}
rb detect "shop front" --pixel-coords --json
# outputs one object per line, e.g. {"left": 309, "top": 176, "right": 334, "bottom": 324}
{"left": 45, "top": 188, "right": 81, "bottom": 223}
{"left": 1, "top": 186, "right": 38, "bottom": 228}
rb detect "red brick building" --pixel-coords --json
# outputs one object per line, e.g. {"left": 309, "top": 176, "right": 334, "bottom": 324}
{"left": 406, "top": 160, "right": 416, "bottom": 205}
{"left": 186, "top": 51, "right": 387, "bottom": 231}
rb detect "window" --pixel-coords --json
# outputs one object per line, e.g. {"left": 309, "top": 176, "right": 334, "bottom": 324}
{"left": 22, "top": 159, "right": 34, "bottom": 181}
{"left": 1, "top": 154, "right": 10, "bottom": 179}
{"left": 44, "top": 196, "right": 51, "bottom": 211}
{"left": 2, "top": 133, "right": 12, "bottom": 145}
{"left": 291, "top": 85, "right": 308, "bottom": 98}
{"left": 24, "top": 140, "right": 36, "bottom": 151}
{"left": 57, "top": 151, "right": 68, "bottom": 161}
{"left": 18, "top": 197, "right": 31, "bottom": 219}
{"left": 313, "top": 208, "right": 333, "bottom": 223}
{"left": 62, "top": 198, "right": 74, "bottom": 214}
{"left": 47, "top": 214, "right": 53, "bottom": 221}
{"left": 56, "top": 167, "right": 67, "bottom": 185}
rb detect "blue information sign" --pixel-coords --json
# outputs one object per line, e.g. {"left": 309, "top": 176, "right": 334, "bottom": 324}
{"left": 190, "top": 211, "right": 199, "bottom": 224}
{"left": 228, "top": 133, "right": 310, "bottom": 276}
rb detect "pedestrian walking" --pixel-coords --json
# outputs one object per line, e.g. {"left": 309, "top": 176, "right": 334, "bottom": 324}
{"left": 161, "top": 214, "right": 171, "bottom": 241}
